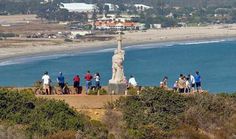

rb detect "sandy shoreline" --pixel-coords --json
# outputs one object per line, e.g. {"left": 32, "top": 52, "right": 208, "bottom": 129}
{"left": 1, "top": 24, "right": 236, "bottom": 61}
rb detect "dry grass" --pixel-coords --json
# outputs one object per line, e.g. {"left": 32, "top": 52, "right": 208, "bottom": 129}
{"left": 0, "top": 39, "right": 64, "bottom": 48}
{"left": 0, "top": 15, "right": 65, "bottom": 34}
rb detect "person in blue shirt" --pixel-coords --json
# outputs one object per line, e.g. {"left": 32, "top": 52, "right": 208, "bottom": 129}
{"left": 57, "top": 72, "right": 65, "bottom": 92}
{"left": 194, "top": 71, "right": 202, "bottom": 92}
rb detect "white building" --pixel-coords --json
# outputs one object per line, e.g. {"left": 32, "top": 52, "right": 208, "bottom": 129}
{"left": 60, "top": 3, "right": 98, "bottom": 13}
{"left": 40, "top": 0, "right": 53, "bottom": 4}
{"left": 134, "top": 4, "right": 152, "bottom": 12}
{"left": 104, "top": 3, "right": 119, "bottom": 12}
{"left": 70, "top": 30, "right": 92, "bottom": 39}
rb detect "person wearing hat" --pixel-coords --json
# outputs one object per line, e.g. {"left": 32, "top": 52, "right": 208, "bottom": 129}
{"left": 42, "top": 71, "right": 51, "bottom": 95}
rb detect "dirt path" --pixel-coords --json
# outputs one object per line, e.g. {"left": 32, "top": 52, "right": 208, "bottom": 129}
{"left": 37, "top": 95, "right": 124, "bottom": 120}
{"left": 37, "top": 95, "right": 122, "bottom": 109}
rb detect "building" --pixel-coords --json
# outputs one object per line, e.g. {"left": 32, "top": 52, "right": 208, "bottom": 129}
{"left": 94, "top": 21, "right": 141, "bottom": 30}
{"left": 104, "top": 3, "right": 119, "bottom": 12}
{"left": 40, "top": 0, "right": 53, "bottom": 4}
{"left": 134, "top": 4, "right": 152, "bottom": 12}
{"left": 60, "top": 3, "right": 98, "bottom": 13}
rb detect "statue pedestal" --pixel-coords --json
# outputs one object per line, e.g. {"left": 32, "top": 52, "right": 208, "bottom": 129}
{"left": 108, "top": 83, "right": 127, "bottom": 95}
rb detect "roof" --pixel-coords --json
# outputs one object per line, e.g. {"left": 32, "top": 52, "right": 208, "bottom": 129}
{"left": 61, "top": 3, "right": 97, "bottom": 12}
{"left": 134, "top": 4, "right": 152, "bottom": 9}
{"left": 95, "top": 21, "right": 137, "bottom": 27}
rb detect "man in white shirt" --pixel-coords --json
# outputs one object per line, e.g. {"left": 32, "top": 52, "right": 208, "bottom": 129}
{"left": 128, "top": 75, "right": 137, "bottom": 87}
{"left": 189, "top": 74, "right": 195, "bottom": 92}
{"left": 42, "top": 71, "right": 51, "bottom": 95}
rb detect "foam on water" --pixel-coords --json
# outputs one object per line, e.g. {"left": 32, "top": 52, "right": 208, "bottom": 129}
{"left": 0, "top": 53, "right": 74, "bottom": 66}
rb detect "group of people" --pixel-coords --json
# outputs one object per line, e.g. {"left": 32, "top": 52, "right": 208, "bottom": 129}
{"left": 160, "top": 71, "right": 202, "bottom": 93}
{"left": 41, "top": 71, "right": 101, "bottom": 95}
{"left": 41, "top": 70, "right": 201, "bottom": 95}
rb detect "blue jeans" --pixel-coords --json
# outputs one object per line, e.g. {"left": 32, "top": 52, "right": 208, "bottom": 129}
{"left": 95, "top": 81, "right": 100, "bottom": 89}
{"left": 85, "top": 81, "right": 92, "bottom": 94}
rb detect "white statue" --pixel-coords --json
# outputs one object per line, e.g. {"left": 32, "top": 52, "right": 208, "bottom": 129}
{"left": 109, "top": 32, "right": 126, "bottom": 84}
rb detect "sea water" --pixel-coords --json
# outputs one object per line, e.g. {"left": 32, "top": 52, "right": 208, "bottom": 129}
{"left": 0, "top": 39, "right": 236, "bottom": 93}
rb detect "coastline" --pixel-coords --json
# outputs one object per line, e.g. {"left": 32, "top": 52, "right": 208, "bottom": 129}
{"left": 1, "top": 25, "right": 236, "bottom": 62}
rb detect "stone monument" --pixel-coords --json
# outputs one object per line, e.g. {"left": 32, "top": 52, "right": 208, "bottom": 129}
{"left": 108, "top": 32, "right": 127, "bottom": 94}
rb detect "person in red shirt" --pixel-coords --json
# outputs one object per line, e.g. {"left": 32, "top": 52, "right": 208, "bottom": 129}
{"left": 73, "top": 75, "right": 80, "bottom": 94}
{"left": 84, "top": 71, "right": 93, "bottom": 94}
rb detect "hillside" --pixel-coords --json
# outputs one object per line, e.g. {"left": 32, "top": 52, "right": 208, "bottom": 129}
{"left": 0, "top": 87, "right": 235, "bottom": 138}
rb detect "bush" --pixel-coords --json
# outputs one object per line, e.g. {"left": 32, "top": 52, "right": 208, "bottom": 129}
{"left": 99, "top": 88, "right": 108, "bottom": 95}
{"left": 88, "top": 89, "right": 97, "bottom": 95}
{"left": 110, "top": 87, "right": 236, "bottom": 139}
{"left": 0, "top": 32, "right": 18, "bottom": 37}
{"left": 88, "top": 88, "right": 108, "bottom": 95}
{"left": 0, "top": 88, "right": 108, "bottom": 138}
{"left": 127, "top": 87, "right": 139, "bottom": 95}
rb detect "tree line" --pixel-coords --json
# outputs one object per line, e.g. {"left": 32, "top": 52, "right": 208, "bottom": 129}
{"left": 0, "top": 0, "right": 236, "bottom": 27}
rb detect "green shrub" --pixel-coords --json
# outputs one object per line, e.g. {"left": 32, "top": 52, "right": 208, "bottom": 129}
{"left": 88, "top": 89, "right": 97, "bottom": 95}
{"left": 0, "top": 32, "right": 17, "bottom": 37}
{"left": 0, "top": 88, "right": 108, "bottom": 138}
{"left": 99, "top": 88, "right": 108, "bottom": 95}
{"left": 88, "top": 88, "right": 108, "bottom": 95}
{"left": 127, "top": 87, "right": 138, "bottom": 95}
{"left": 110, "top": 87, "right": 236, "bottom": 139}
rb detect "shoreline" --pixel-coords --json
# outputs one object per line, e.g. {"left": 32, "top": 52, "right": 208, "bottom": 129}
{"left": 1, "top": 25, "right": 236, "bottom": 62}
{"left": 0, "top": 36, "right": 235, "bottom": 64}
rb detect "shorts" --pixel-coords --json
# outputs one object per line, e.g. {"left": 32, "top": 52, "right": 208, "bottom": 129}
{"left": 196, "top": 82, "right": 201, "bottom": 87}
{"left": 191, "top": 83, "right": 195, "bottom": 88}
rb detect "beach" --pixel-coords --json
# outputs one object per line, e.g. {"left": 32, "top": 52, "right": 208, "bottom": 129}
{"left": 1, "top": 24, "right": 236, "bottom": 61}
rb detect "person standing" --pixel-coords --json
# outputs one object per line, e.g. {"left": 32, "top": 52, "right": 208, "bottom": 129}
{"left": 42, "top": 71, "right": 51, "bottom": 95}
{"left": 84, "top": 71, "right": 93, "bottom": 94}
{"left": 162, "top": 76, "right": 168, "bottom": 89}
{"left": 173, "top": 81, "right": 178, "bottom": 92}
{"left": 178, "top": 74, "right": 186, "bottom": 93}
{"left": 73, "top": 75, "right": 80, "bottom": 94}
{"left": 185, "top": 77, "right": 191, "bottom": 93}
{"left": 194, "top": 71, "right": 202, "bottom": 92}
{"left": 189, "top": 74, "right": 195, "bottom": 92}
{"left": 94, "top": 72, "right": 101, "bottom": 90}
{"left": 128, "top": 75, "right": 137, "bottom": 87}
{"left": 57, "top": 72, "right": 65, "bottom": 93}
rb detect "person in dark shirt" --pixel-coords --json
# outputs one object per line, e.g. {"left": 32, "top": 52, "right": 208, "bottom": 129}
{"left": 73, "top": 75, "right": 80, "bottom": 94}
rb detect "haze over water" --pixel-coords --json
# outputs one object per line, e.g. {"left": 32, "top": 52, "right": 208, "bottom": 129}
{"left": 0, "top": 39, "right": 236, "bottom": 93}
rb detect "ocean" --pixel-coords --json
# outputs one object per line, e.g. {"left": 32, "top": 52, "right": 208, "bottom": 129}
{"left": 0, "top": 39, "right": 236, "bottom": 93}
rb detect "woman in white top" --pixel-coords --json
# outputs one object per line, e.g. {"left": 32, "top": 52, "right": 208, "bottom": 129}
{"left": 94, "top": 72, "right": 101, "bottom": 89}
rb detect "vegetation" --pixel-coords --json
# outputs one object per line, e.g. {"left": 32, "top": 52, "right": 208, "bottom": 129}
{"left": 88, "top": 88, "right": 108, "bottom": 95}
{"left": 1, "top": 0, "right": 236, "bottom": 26}
{"left": 0, "top": 33, "right": 18, "bottom": 38}
{"left": 104, "top": 87, "right": 236, "bottom": 138}
{"left": 0, "top": 87, "right": 235, "bottom": 138}
{"left": 0, "top": 88, "right": 108, "bottom": 138}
